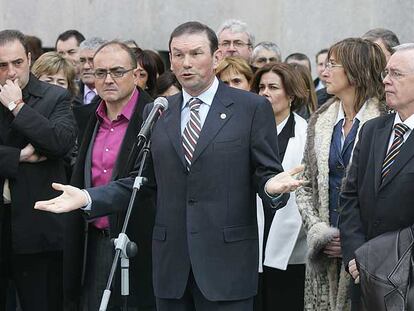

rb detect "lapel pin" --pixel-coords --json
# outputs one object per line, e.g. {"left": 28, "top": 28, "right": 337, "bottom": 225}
{"left": 220, "top": 113, "right": 227, "bottom": 120}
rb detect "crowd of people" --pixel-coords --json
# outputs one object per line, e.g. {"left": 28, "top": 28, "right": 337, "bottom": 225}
{"left": 0, "top": 18, "right": 413, "bottom": 311}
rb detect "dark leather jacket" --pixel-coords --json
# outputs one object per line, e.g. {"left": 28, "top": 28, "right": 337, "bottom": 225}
{"left": 355, "top": 226, "right": 414, "bottom": 311}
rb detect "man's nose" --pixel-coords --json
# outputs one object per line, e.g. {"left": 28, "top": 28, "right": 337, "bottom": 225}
{"left": 183, "top": 54, "right": 192, "bottom": 68}
{"left": 7, "top": 64, "right": 17, "bottom": 78}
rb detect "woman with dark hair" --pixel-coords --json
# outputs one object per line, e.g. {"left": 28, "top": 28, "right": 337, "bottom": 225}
{"left": 145, "top": 49, "right": 165, "bottom": 77}
{"left": 155, "top": 70, "right": 181, "bottom": 97}
{"left": 251, "top": 62, "right": 308, "bottom": 311}
{"left": 290, "top": 64, "right": 318, "bottom": 120}
{"left": 136, "top": 50, "right": 158, "bottom": 96}
{"left": 295, "top": 38, "right": 387, "bottom": 311}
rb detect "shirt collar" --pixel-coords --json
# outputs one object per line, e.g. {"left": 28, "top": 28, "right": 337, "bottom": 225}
{"left": 335, "top": 100, "right": 367, "bottom": 125}
{"left": 394, "top": 112, "right": 414, "bottom": 130}
{"left": 181, "top": 77, "right": 219, "bottom": 109}
{"left": 84, "top": 84, "right": 96, "bottom": 95}
{"left": 277, "top": 114, "right": 290, "bottom": 133}
{"left": 96, "top": 88, "right": 139, "bottom": 122}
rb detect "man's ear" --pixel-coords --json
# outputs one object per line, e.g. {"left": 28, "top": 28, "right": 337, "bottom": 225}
{"left": 213, "top": 50, "right": 223, "bottom": 69}
{"left": 27, "top": 52, "right": 31, "bottom": 67}
{"left": 132, "top": 67, "right": 139, "bottom": 85}
{"left": 169, "top": 52, "right": 173, "bottom": 71}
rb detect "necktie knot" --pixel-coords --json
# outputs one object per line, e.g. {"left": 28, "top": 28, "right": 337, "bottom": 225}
{"left": 189, "top": 98, "right": 202, "bottom": 111}
{"left": 394, "top": 123, "right": 410, "bottom": 138}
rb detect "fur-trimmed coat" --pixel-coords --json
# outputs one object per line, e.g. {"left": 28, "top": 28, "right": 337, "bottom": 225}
{"left": 296, "top": 97, "right": 384, "bottom": 311}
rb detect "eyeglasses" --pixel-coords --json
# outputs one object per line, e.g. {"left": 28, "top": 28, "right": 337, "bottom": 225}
{"left": 94, "top": 68, "right": 134, "bottom": 79}
{"left": 381, "top": 69, "right": 414, "bottom": 80}
{"left": 325, "top": 62, "right": 343, "bottom": 70}
{"left": 219, "top": 40, "right": 251, "bottom": 49}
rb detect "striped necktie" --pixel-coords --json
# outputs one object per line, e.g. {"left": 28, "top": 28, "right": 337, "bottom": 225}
{"left": 182, "top": 98, "right": 202, "bottom": 169}
{"left": 381, "top": 123, "right": 410, "bottom": 180}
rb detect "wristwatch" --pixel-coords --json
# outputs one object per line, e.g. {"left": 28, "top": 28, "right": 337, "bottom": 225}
{"left": 7, "top": 99, "right": 23, "bottom": 111}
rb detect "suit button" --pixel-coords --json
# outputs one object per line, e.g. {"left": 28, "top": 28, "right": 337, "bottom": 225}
{"left": 336, "top": 165, "right": 344, "bottom": 170}
{"left": 373, "top": 220, "right": 380, "bottom": 227}
{"left": 188, "top": 199, "right": 197, "bottom": 205}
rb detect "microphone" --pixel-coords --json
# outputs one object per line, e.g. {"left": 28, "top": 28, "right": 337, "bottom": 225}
{"left": 137, "top": 97, "right": 169, "bottom": 141}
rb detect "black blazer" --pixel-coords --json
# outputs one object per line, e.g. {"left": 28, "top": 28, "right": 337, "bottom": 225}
{"left": 0, "top": 74, "right": 76, "bottom": 254}
{"left": 87, "top": 82, "right": 287, "bottom": 301}
{"left": 340, "top": 113, "right": 414, "bottom": 267}
{"left": 355, "top": 226, "right": 414, "bottom": 311}
{"left": 63, "top": 88, "right": 155, "bottom": 307}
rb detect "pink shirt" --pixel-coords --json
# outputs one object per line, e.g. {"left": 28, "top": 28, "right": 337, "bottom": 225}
{"left": 91, "top": 89, "right": 139, "bottom": 229}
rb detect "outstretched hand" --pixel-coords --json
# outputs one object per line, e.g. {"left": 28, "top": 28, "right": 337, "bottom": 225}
{"left": 265, "top": 165, "right": 306, "bottom": 195}
{"left": 34, "top": 183, "right": 89, "bottom": 213}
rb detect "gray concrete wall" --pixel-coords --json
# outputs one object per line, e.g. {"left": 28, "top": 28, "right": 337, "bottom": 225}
{"left": 1, "top": 0, "right": 414, "bottom": 74}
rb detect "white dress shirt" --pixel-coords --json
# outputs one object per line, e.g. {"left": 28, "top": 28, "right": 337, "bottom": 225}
{"left": 180, "top": 77, "right": 219, "bottom": 134}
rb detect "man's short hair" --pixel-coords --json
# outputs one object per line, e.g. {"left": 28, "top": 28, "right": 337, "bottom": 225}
{"left": 315, "top": 48, "right": 328, "bottom": 62}
{"left": 79, "top": 37, "right": 107, "bottom": 51}
{"left": 169, "top": 21, "right": 218, "bottom": 55}
{"left": 252, "top": 41, "right": 282, "bottom": 63}
{"left": 217, "top": 19, "right": 255, "bottom": 46}
{"left": 285, "top": 53, "right": 311, "bottom": 70}
{"left": 0, "top": 29, "right": 28, "bottom": 54}
{"left": 55, "top": 30, "right": 85, "bottom": 48}
{"left": 93, "top": 40, "right": 137, "bottom": 68}
{"left": 362, "top": 28, "right": 400, "bottom": 55}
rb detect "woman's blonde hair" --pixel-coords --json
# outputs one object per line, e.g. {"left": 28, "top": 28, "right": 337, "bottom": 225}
{"left": 32, "top": 51, "right": 78, "bottom": 96}
{"left": 215, "top": 56, "right": 253, "bottom": 82}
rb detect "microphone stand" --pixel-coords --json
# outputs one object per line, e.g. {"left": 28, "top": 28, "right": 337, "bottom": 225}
{"left": 99, "top": 138, "right": 151, "bottom": 311}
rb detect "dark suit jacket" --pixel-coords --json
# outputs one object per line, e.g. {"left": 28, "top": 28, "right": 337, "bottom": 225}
{"left": 63, "top": 88, "right": 155, "bottom": 307}
{"left": 86, "top": 82, "right": 287, "bottom": 301}
{"left": 0, "top": 74, "right": 76, "bottom": 254}
{"left": 355, "top": 226, "right": 414, "bottom": 311}
{"left": 339, "top": 113, "right": 414, "bottom": 267}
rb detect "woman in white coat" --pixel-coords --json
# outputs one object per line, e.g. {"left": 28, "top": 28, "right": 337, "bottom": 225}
{"left": 251, "top": 62, "right": 309, "bottom": 311}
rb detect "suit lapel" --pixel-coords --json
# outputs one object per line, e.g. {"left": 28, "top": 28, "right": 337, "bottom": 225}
{"left": 191, "top": 87, "right": 233, "bottom": 165}
{"left": 162, "top": 94, "right": 187, "bottom": 169}
{"left": 374, "top": 115, "right": 394, "bottom": 193}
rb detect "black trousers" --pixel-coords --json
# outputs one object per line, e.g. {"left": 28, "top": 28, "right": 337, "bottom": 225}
{"left": 255, "top": 264, "right": 305, "bottom": 311}
{"left": 0, "top": 205, "right": 63, "bottom": 311}
{"left": 81, "top": 226, "right": 113, "bottom": 311}
{"left": 156, "top": 270, "right": 254, "bottom": 311}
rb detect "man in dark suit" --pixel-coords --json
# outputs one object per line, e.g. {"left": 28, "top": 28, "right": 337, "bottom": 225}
{"left": 0, "top": 30, "right": 76, "bottom": 310}
{"left": 339, "top": 43, "right": 414, "bottom": 307}
{"left": 35, "top": 21, "right": 304, "bottom": 311}
{"left": 64, "top": 41, "right": 155, "bottom": 310}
